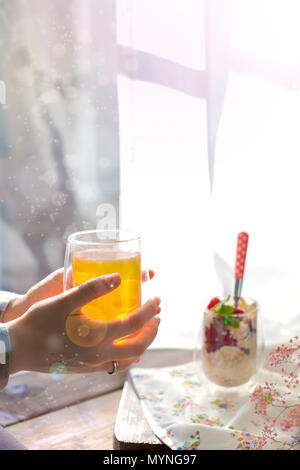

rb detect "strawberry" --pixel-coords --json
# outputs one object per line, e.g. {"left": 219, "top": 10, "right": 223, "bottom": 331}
{"left": 205, "top": 325, "right": 218, "bottom": 353}
{"left": 233, "top": 308, "right": 244, "bottom": 314}
{"left": 233, "top": 307, "right": 244, "bottom": 320}
{"left": 206, "top": 342, "right": 217, "bottom": 353}
{"left": 207, "top": 297, "right": 221, "bottom": 310}
{"left": 205, "top": 325, "right": 216, "bottom": 342}
{"left": 223, "top": 331, "right": 237, "bottom": 347}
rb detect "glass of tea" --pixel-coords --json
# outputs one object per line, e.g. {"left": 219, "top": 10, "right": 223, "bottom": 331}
{"left": 63, "top": 230, "right": 147, "bottom": 345}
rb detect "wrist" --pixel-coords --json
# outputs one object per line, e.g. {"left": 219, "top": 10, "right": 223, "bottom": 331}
{"left": 6, "top": 319, "right": 24, "bottom": 374}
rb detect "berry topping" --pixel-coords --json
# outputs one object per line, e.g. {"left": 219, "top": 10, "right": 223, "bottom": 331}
{"left": 206, "top": 342, "right": 217, "bottom": 353}
{"left": 205, "top": 325, "right": 218, "bottom": 353}
{"left": 223, "top": 331, "right": 237, "bottom": 347}
{"left": 233, "top": 308, "right": 244, "bottom": 314}
{"left": 205, "top": 325, "right": 216, "bottom": 342}
{"left": 204, "top": 324, "right": 238, "bottom": 352}
{"left": 207, "top": 297, "right": 221, "bottom": 310}
{"left": 233, "top": 307, "right": 245, "bottom": 320}
{"left": 209, "top": 295, "right": 240, "bottom": 328}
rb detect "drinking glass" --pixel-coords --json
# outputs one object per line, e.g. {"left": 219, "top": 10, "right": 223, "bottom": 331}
{"left": 63, "top": 230, "right": 148, "bottom": 347}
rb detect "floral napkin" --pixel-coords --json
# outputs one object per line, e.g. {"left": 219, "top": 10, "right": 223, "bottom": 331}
{"left": 129, "top": 355, "right": 298, "bottom": 450}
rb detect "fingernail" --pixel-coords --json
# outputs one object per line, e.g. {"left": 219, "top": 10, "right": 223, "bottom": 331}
{"left": 149, "top": 270, "right": 155, "bottom": 279}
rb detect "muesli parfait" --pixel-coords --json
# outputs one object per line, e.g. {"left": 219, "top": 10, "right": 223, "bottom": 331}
{"left": 201, "top": 296, "right": 258, "bottom": 387}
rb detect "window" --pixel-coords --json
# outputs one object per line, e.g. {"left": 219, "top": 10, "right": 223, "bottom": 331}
{"left": 1, "top": 0, "right": 299, "bottom": 348}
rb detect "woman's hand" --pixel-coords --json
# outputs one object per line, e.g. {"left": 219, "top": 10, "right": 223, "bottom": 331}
{"left": 3, "top": 268, "right": 155, "bottom": 322}
{"left": 6, "top": 273, "right": 161, "bottom": 375}
{"left": 3, "top": 269, "right": 67, "bottom": 322}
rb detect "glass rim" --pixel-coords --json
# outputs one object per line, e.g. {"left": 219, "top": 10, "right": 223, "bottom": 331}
{"left": 67, "top": 229, "right": 141, "bottom": 245}
{"left": 203, "top": 296, "right": 259, "bottom": 316}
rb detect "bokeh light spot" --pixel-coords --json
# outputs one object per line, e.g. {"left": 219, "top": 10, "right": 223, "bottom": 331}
{"left": 77, "top": 324, "right": 90, "bottom": 337}
{"left": 50, "top": 362, "right": 67, "bottom": 381}
{"left": 66, "top": 308, "right": 108, "bottom": 347}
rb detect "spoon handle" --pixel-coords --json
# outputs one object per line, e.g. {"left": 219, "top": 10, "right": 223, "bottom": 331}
{"left": 233, "top": 232, "right": 249, "bottom": 307}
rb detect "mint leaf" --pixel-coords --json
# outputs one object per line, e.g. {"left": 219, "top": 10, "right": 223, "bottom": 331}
{"left": 220, "top": 305, "right": 235, "bottom": 315}
{"left": 213, "top": 302, "right": 223, "bottom": 313}
{"left": 227, "top": 317, "right": 240, "bottom": 328}
{"left": 211, "top": 295, "right": 240, "bottom": 328}
{"left": 212, "top": 303, "right": 234, "bottom": 315}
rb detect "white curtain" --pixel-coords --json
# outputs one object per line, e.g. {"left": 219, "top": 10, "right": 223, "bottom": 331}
{"left": 118, "top": 0, "right": 300, "bottom": 348}
{"left": 1, "top": 0, "right": 300, "bottom": 347}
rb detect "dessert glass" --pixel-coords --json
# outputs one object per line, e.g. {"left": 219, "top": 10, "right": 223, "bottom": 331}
{"left": 194, "top": 297, "right": 265, "bottom": 390}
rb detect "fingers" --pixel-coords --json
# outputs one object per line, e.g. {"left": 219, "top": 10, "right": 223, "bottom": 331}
{"left": 46, "top": 268, "right": 65, "bottom": 295}
{"left": 107, "top": 297, "right": 161, "bottom": 341}
{"left": 48, "top": 268, "right": 64, "bottom": 284}
{"left": 26, "top": 268, "right": 65, "bottom": 305}
{"left": 35, "top": 268, "right": 64, "bottom": 288}
{"left": 142, "top": 269, "right": 155, "bottom": 282}
{"left": 59, "top": 273, "right": 121, "bottom": 314}
{"left": 108, "top": 317, "right": 160, "bottom": 360}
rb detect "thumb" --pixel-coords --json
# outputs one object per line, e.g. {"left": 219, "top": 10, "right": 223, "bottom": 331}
{"left": 59, "top": 273, "right": 121, "bottom": 313}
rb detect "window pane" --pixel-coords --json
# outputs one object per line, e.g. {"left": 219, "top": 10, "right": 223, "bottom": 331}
{"left": 0, "top": 0, "right": 120, "bottom": 291}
